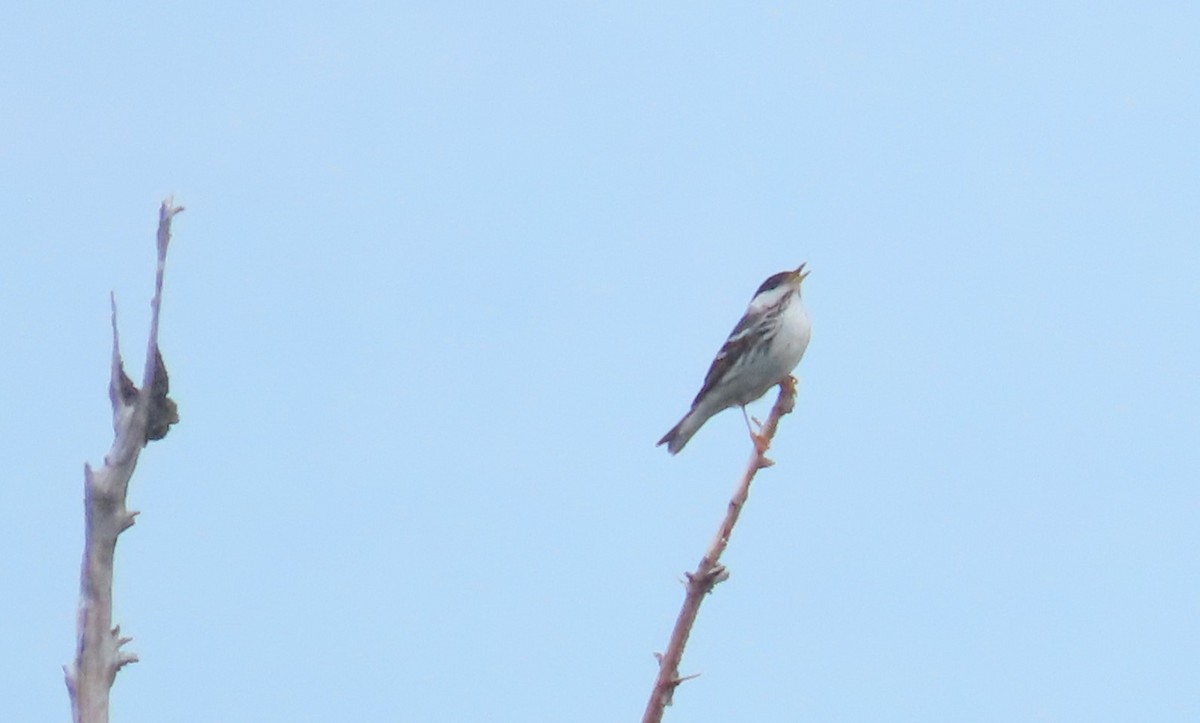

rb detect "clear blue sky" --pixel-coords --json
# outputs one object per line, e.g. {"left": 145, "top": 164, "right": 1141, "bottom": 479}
{"left": 3, "top": 3, "right": 1197, "bottom": 721}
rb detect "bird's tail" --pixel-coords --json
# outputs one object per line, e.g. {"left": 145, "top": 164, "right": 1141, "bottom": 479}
{"left": 657, "top": 409, "right": 706, "bottom": 455}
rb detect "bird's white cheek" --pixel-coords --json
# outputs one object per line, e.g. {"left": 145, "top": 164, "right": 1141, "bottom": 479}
{"left": 748, "top": 287, "right": 787, "bottom": 312}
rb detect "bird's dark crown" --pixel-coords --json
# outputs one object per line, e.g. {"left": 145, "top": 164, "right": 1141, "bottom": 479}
{"left": 754, "top": 270, "right": 795, "bottom": 297}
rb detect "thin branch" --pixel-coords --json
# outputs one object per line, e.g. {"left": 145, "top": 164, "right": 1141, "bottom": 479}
{"left": 64, "top": 198, "right": 184, "bottom": 723}
{"left": 643, "top": 376, "right": 798, "bottom": 723}
{"left": 142, "top": 200, "right": 182, "bottom": 393}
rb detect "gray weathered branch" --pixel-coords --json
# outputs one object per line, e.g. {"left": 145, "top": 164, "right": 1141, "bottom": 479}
{"left": 64, "top": 199, "right": 184, "bottom": 723}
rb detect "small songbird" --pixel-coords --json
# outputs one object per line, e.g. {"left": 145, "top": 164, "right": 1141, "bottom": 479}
{"left": 658, "top": 264, "right": 811, "bottom": 454}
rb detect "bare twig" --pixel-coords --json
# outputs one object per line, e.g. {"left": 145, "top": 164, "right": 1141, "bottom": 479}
{"left": 64, "top": 199, "right": 184, "bottom": 723}
{"left": 643, "top": 376, "right": 798, "bottom": 723}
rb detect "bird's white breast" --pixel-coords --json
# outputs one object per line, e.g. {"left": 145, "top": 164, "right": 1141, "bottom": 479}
{"left": 776, "top": 293, "right": 811, "bottom": 371}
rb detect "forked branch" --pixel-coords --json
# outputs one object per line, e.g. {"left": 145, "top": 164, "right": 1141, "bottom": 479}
{"left": 64, "top": 199, "right": 184, "bottom": 723}
{"left": 643, "top": 376, "right": 797, "bottom": 723}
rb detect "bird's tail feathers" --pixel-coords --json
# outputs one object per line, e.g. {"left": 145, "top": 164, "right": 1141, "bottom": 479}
{"left": 657, "top": 409, "right": 705, "bottom": 455}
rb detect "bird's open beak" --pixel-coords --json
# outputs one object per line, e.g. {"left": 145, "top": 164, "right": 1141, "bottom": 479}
{"left": 794, "top": 263, "right": 810, "bottom": 283}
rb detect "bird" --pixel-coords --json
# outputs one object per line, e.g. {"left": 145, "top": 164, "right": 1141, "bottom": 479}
{"left": 658, "top": 264, "right": 811, "bottom": 454}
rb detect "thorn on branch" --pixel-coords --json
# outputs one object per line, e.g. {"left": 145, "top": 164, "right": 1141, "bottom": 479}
{"left": 118, "top": 510, "right": 139, "bottom": 533}
{"left": 659, "top": 671, "right": 703, "bottom": 708}
{"left": 685, "top": 564, "right": 729, "bottom": 595}
{"left": 108, "top": 626, "right": 139, "bottom": 679}
{"left": 710, "top": 567, "right": 730, "bottom": 586}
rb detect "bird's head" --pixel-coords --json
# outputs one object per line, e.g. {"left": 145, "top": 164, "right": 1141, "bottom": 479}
{"left": 748, "top": 263, "right": 808, "bottom": 310}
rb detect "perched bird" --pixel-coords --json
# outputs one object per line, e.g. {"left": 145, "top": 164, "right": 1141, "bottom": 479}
{"left": 658, "top": 264, "right": 811, "bottom": 454}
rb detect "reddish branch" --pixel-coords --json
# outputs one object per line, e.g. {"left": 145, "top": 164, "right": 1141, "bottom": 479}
{"left": 64, "top": 199, "right": 183, "bottom": 723}
{"left": 643, "top": 376, "right": 797, "bottom": 723}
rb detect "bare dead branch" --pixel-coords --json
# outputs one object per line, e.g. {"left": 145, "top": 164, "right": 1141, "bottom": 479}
{"left": 64, "top": 198, "right": 184, "bottom": 723}
{"left": 643, "top": 376, "right": 798, "bottom": 723}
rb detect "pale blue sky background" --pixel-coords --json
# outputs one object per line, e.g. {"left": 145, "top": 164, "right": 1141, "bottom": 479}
{"left": 2, "top": 3, "right": 1197, "bottom": 721}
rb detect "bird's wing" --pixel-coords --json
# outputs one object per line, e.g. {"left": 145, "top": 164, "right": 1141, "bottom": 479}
{"left": 690, "top": 310, "right": 763, "bottom": 407}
